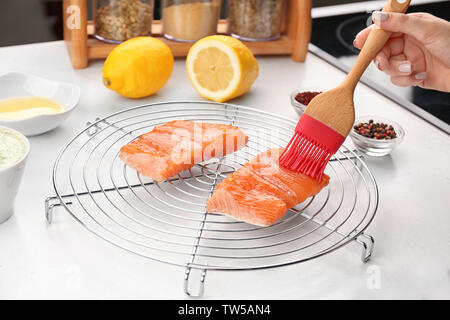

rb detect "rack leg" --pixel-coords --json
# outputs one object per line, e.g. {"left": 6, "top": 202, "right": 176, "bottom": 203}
{"left": 45, "top": 196, "right": 72, "bottom": 224}
{"left": 86, "top": 118, "right": 104, "bottom": 136}
{"left": 184, "top": 265, "right": 207, "bottom": 298}
{"left": 356, "top": 233, "right": 375, "bottom": 263}
{"left": 45, "top": 197, "right": 56, "bottom": 224}
{"left": 86, "top": 117, "right": 136, "bottom": 137}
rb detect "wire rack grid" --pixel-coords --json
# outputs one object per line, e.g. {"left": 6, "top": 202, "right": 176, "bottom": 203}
{"left": 45, "top": 101, "right": 377, "bottom": 297}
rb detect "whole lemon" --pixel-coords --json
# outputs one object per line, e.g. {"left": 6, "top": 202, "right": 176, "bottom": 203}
{"left": 102, "top": 37, "right": 174, "bottom": 98}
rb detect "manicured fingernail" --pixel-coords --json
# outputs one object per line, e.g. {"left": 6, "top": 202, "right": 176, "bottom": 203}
{"left": 374, "top": 60, "right": 381, "bottom": 70}
{"left": 372, "top": 11, "right": 389, "bottom": 26}
{"left": 415, "top": 72, "right": 427, "bottom": 80}
{"left": 398, "top": 63, "right": 411, "bottom": 73}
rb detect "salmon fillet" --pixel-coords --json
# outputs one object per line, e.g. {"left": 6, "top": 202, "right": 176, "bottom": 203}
{"left": 206, "top": 148, "right": 330, "bottom": 226}
{"left": 120, "top": 120, "right": 248, "bottom": 182}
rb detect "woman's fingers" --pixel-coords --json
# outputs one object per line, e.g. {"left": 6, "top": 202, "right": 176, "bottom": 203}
{"left": 403, "top": 37, "right": 427, "bottom": 71}
{"left": 354, "top": 28, "right": 406, "bottom": 72}
{"left": 353, "top": 11, "right": 430, "bottom": 86}
{"left": 379, "top": 58, "right": 413, "bottom": 76}
{"left": 376, "top": 54, "right": 426, "bottom": 78}
{"left": 354, "top": 26, "right": 427, "bottom": 77}
{"left": 391, "top": 74, "right": 426, "bottom": 88}
{"left": 372, "top": 12, "right": 436, "bottom": 44}
{"left": 353, "top": 26, "right": 372, "bottom": 49}
{"left": 373, "top": 48, "right": 390, "bottom": 71}
{"left": 384, "top": 37, "right": 404, "bottom": 56}
{"left": 353, "top": 25, "right": 403, "bottom": 49}
{"left": 353, "top": 12, "right": 450, "bottom": 92}
{"left": 373, "top": 37, "right": 405, "bottom": 71}
{"left": 353, "top": 11, "right": 435, "bottom": 50}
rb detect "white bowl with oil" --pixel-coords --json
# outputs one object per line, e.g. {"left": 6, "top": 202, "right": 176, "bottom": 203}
{"left": 0, "top": 72, "right": 80, "bottom": 136}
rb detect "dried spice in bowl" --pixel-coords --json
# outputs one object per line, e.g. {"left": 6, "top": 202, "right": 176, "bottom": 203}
{"left": 290, "top": 89, "right": 323, "bottom": 116}
{"left": 294, "top": 91, "right": 322, "bottom": 106}
{"left": 228, "top": 0, "right": 284, "bottom": 41}
{"left": 95, "top": 0, "right": 154, "bottom": 43}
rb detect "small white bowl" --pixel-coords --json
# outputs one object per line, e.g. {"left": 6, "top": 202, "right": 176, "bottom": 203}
{"left": 0, "top": 72, "right": 80, "bottom": 136}
{"left": 0, "top": 126, "right": 30, "bottom": 223}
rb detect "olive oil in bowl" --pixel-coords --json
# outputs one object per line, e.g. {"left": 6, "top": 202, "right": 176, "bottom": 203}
{"left": 0, "top": 96, "right": 64, "bottom": 121}
{"left": 0, "top": 72, "right": 80, "bottom": 136}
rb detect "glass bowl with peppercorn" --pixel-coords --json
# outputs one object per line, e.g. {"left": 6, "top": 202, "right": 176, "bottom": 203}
{"left": 350, "top": 116, "right": 405, "bottom": 157}
{"left": 290, "top": 90, "right": 323, "bottom": 116}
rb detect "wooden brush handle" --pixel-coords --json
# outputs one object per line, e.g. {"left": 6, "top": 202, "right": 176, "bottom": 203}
{"left": 342, "top": 0, "right": 410, "bottom": 90}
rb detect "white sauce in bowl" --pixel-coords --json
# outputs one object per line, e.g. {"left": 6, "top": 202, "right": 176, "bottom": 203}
{"left": 0, "top": 127, "right": 28, "bottom": 170}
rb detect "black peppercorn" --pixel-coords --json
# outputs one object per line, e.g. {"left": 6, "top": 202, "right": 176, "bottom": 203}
{"left": 353, "top": 120, "right": 397, "bottom": 140}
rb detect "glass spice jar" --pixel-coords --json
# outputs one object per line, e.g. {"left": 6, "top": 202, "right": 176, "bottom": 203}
{"left": 228, "top": 0, "right": 285, "bottom": 41}
{"left": 94, "top": 0, "right": 154, "bottom": 43}
{"left": 162, "top": 0, "right": 221, "bottom": 42}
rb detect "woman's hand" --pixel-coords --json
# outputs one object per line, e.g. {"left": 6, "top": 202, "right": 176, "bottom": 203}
{"left": 354, "top": 11, "right": 450, "bottom": 92}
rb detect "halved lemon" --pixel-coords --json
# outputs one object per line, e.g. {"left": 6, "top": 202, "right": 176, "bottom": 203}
{"left": 186, "top": 35, "right": 259, "bottom": 102}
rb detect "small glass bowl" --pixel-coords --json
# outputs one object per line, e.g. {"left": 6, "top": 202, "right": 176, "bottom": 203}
{"left": 290, "top": 89, "right": 324, "bottom": 116}
{"left": 350, "top": 116, "right": 405, "bottom": 157}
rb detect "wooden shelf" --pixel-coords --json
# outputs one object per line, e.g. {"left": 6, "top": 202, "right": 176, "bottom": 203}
{"left": 64, "top": 0, "right": 312, "bottom": 69}
{"left": 87, "top": 35, "right": 294, "bottom": 59}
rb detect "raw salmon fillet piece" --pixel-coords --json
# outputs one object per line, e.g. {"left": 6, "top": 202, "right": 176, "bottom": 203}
{"left": 207, "top": 148, "right": 330, "bottom": 226}
{"left": 120, "top": 120, "right": 248, "bottom": 182}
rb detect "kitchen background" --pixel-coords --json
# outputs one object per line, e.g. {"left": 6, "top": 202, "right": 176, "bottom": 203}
{"left": 1, "top": 0, "right": 448, "bottom": 126}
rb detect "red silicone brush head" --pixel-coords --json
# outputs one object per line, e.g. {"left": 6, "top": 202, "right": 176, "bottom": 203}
{"left": 280, "top": 114, "right": 345, "bottom": 180}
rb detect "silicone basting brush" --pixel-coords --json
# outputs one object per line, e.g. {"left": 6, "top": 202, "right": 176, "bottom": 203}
{"left": 280, "top": 0, "right": 410, "bottom": 180}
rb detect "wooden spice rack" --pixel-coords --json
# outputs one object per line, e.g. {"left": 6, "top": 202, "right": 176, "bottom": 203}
{"left": 63, "top": 0, "right": 312, "bottom": 69}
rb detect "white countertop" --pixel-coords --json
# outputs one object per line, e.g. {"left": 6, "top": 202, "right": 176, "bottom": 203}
{"left": 0, "top": 41, "right": 449, "bottom": 299}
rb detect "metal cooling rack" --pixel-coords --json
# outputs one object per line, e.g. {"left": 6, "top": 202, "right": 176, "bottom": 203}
{"left": 45, "top": 101, "right": 377, "bottom": 297}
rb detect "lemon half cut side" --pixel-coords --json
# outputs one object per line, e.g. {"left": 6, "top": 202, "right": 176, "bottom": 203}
{"left": 186, "top": 36, "right": 259, "bottom": 103}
